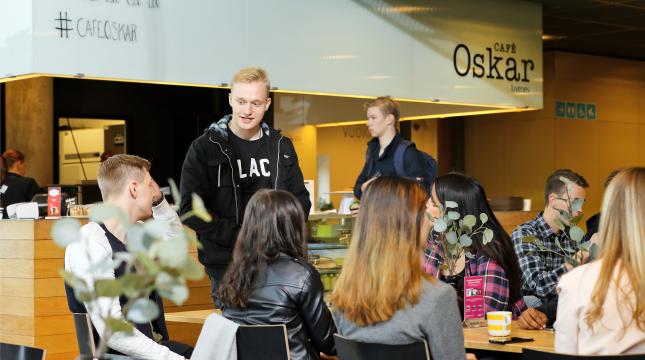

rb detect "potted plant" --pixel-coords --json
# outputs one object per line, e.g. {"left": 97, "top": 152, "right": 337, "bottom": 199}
{"left": 522, "top": 176, "right": 598, "bottom": 265}
{"left": 52, "top": 180, "right": 210, "bottom": 359}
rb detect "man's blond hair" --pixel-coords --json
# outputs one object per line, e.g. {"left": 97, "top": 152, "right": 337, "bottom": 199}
{"left": 364, "top": 96, "right": 400, "bottom": 124}
{"left": 97, "top": 154, "right": 150, "bottom": 200}
{"left": 231, "top": 67, "right": 270, "bottom": 96}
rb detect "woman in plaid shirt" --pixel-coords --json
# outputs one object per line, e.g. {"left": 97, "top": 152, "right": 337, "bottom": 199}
{"left": 423, "top": 173, "right": 526, "bottom": 317}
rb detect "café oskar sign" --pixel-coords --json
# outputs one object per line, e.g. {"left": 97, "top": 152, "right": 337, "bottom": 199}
{"left": 453, "top": 42, "right": 537, "bottom": 96}
{"left": 1, "top": 0, "right": 542, "bottom": 109}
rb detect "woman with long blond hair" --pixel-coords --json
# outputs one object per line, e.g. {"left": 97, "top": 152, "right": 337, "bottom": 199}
{"left": 555, "top": 167, "right": 645, "bottom": 354}
{"left": 332, "top": 176, "right": 466, "bottom": 360}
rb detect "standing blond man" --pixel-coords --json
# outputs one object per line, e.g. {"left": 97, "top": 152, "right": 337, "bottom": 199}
{"left": 179, "top": 67, "right": 310, "bottom": 307}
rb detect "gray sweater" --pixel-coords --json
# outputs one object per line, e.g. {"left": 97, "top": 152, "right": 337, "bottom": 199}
{"left": 333, "top": 279, "right": 466, "bottom": 360}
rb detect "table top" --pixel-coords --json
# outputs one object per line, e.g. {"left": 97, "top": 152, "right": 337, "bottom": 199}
{"left": 165, "top": 310, "right": 554, "bottom": 354}
{"left": 463, "top": 322, "right": 555, "bottom": 354}
{"left": 165, "top": 309, "right": 218, "bottom": 324}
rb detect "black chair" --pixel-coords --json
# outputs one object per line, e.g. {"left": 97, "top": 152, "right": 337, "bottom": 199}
{"left": 523, "top": 348, "right": 645, "bottom": 360}
{"left": 72, "top": 312, "right": 98, "bottom": 357}
{"left": 236, "top": 324, "right": 291, "bottom": 360}
{"left": 0, "top": 342, "right": 45, "bottom": 360}
{"left": 333, "top": 334, "right": 430, "bottom": 360}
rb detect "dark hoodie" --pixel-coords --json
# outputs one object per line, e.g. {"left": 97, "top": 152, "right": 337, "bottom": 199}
{"left": 179, "top": 115, "right": 311, "bottom": 275}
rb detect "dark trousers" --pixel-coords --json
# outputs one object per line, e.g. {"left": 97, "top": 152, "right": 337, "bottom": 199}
{"left": 207, "top": 269, "right": 227, "bottom": 309}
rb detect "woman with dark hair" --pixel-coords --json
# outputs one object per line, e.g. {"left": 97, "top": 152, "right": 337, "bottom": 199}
{"left": 219, "top": 189, "right": 336, "bottom": 360}
{"left": 424, "top": 173, "right": 525, "bottom": 317}
{"left": 1, "top": 149, "right": 40, "bottom": 218}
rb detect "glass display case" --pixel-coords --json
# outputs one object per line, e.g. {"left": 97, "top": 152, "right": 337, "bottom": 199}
{"left": 307, "top": 213, "right": 353, "bottom": 292}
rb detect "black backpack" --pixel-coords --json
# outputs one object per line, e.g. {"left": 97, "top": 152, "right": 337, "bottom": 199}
{"left": 365, "top": 140, "right": 437, "bottom": 193}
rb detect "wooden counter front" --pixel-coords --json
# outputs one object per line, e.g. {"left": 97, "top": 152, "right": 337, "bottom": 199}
{"left": 0, "top": 219, "right": 212, "bottom": 359}
{"left": 495, "top": 211, "right": 538, "bottom": 234}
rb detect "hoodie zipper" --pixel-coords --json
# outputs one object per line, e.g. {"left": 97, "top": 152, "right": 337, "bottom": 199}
{"left": 210, "top": 138, "right": 240, "bottom": 225}
{"left": 274, "top": 136, "right": 284, "bottom": 190}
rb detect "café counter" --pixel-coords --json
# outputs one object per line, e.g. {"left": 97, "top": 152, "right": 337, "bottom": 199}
{"left": 0, "top": 218, "right": 212, "bottom": 360}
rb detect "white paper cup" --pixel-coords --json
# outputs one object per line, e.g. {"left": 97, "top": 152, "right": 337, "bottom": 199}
{"left": 487, "top": 311, "right": 512, "bottom": 337}
{"left": 523, "top": 198, "right": 532, "bottom": 211}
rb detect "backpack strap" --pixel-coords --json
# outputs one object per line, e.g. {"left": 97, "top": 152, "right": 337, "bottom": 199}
{"left": 393, "top": 140, "right": 412, "bottom": 176}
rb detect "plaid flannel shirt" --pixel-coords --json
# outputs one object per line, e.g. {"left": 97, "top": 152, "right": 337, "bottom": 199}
{"left": 423, "top": 234, "right": 526, "bottom": 317}
{"left": 511, "top": 213, "right": 575, "bottom": 302}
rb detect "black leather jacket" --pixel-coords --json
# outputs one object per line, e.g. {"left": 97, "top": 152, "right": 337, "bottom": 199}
{"left": 223, "top": 255, "right": 336, "bottom": 360}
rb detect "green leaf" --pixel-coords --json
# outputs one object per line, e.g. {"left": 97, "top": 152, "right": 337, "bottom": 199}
{"left": 464, "top": 251, "right": 476, "bottom": 259}
{"left": 433, "top": 218, "right": 448, "bottom": 233}
{"left": 89, "top": 255, "right": 120, "bottom": 274}
{"left": 483, "top": 228, "right": 494, "bottom": 245}
{"left": 459, "top": 234, "right": 472, "bottom": 247}
{"left": 180, "top": 258, "right": 205, "bottom": 281}
{"left": 445, "top": 201, "right": 458, "bottom": 209}
{"left": 143, "top": 219, "right": 171, "bottom": 240}
{"left": 589, "top": 243, "right": 599, "bottom": 260}
{"left": 106, "top": 317, "right": 134, "bottom": 335}
{"left": 522, "top": 236, "right": 538, "bottom": 244}
{"left": 191, "top": 194, "right": 212, "bottom": 222}
{"left": 447, "top": 211, "right": 461, "bottom": 220}
{"left": 184, "top": 228, "right": 202, "bottom": 250}
{"left": 569, "top": 226, "right": 584, "bottom": 242}
{"left": 74, "top": 289, "right": 93, "bottom": 303}
{"left": 120, "top": 274, "right": 152, "bottom": 298}
{"left": 439, "top": 263, "right": 449, "bottom": 271}
{"left": 571, "top": 198, "right": 584, "bottom": 214}
{"left": 95, "top": 279, "right": 123, "bottom": 298}
{"left": 480, "top": 213, "right": 488, "bottom": 224}
{"left": 559, "top": 176, "right": 573, "bottom": 185}
{"left": 554, "top": 218, "right": 566, "bottom": 231}
{"left": 126, "top": 298, "right": 159, "bottom": 323}
{"left": 126, "top": 226, "right": 148, "bottom": 253}
{"left": 462, "top": 215, "right": 477, "bottom": 228}
{"left": 90, "top": 203, "right": 129, "bottom": 226}
{"left": 570, "top": 213, "right": 584, "bottom": 226}
{"left": 51, "top": 218, "right": 82, "bottom": 248}
{"left": 445, "top": 231, "right": 458, "bottom": 245}
{"left": 60, "top": 269, "right": 89, "bottom": 293}
{"left": 168, "top": 178, "right": 181, "bottom": 206}
{"left": 156, "top": 237, "right": 189, "bottom": 268}
{"left": 157, "top": 280, "right": 189, "bottom": 305}
{"left": 558, "top": 209, "right": 572, "bottom": 222}
{"left": 137, "top": 253, "right": 161, "bottom": 275}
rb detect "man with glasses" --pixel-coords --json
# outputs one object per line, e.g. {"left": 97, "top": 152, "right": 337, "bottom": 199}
{"left": 179, "top": 67, "right": 310, "bottom": 308}
{"left": 511, "top": 169, "right": 589, "bottom": 308}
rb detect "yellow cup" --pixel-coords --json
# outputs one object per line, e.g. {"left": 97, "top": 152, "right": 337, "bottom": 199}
{"left": 487, "top": 311, "right": 512, "bottom": 337}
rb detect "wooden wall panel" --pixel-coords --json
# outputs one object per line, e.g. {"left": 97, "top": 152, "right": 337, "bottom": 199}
{"left": 1, "top": 219, "right": 213, "bottom": 357}
{"left": 466, "top": 52, "right": 645, "bottom": 218}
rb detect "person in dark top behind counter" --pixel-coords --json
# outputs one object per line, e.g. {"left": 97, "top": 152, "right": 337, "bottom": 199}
{"left": 0, "top": 149, "right": 41, "bottom": 218}
{"left": 353, "top": 96, "right": 427, "bottom": 199}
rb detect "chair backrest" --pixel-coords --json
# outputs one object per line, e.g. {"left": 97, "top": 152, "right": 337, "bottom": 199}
{"left": 236, "top": 324, "right": 290, "bottom": 360}
{"left": 0, "top": 342, "right": 46, "bottom": 360}
{"left": 523, "top": 348, "right": 645, "bottom": 360}
{"left": 333, "top": 334, "right": 430, "bottom": 360}
{"left": 72, "top": 312, "right": 98, "bottom": 357}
